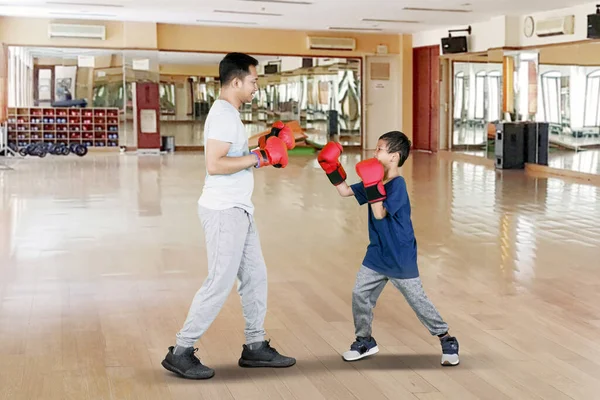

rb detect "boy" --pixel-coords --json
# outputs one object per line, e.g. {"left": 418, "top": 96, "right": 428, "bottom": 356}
{"left": 317, "top": 131, "right": 459, "bottom": 366}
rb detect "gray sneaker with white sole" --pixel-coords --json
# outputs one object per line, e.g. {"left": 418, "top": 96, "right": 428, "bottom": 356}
{"left": 440, "top": 335, "right": 460, "bottom": 366}
{"left": 343, "top": 336, "right": 379, "bottom": 361}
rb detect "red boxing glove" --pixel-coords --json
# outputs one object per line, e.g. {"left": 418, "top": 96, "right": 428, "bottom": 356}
{"left": 258, "top": 121, "right": 296, "bottom": 150}
{"left": 317, "top": 141, "right": 347, "bottom": 186}
{"left": 252, "top": 136, "right": 289, "bottom": 168}
{"left": 355, "top": 158, "right": 386, "bottom": 203}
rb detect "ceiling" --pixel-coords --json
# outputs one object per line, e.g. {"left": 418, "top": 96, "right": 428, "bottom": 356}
{"left": 0, "top": 0, "right": 595, "bottom": 33}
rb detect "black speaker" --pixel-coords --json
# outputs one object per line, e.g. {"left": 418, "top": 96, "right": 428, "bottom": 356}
{"left": 524, "top": 122, "right": 537, "bottom": 164}
{"left": 588, "top": 13, "right": 600, "bottom": 39}
{"left": 536, "top": 122, "right": 549, "bottom": 166}
{"left": 441, "top": 36, "right": 468, "bottom": 54}
{"left": 523, "top": 122, "right": 549, "bottom": 165}
{"left": 495, "top": 123, "right": 525, "bottom": 169}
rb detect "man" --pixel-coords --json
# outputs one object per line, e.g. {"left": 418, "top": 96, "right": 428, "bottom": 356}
{"left": 162, "top": 53, "right": 296, "bottom": 380}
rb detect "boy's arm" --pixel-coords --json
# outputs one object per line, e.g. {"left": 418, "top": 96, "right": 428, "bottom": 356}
{"left": 206, "top": 138, "right": 258, "bottom": 175}
{"left": 370, "top": 201, "right": 388, "bottom": 219}
{"left": 334, "top": 181, "right": 355, "bottom": 197}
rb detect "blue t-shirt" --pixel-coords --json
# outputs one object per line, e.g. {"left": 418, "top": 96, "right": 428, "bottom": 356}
{"left": 350, "top": 176, "right": 419, "bottom": 279}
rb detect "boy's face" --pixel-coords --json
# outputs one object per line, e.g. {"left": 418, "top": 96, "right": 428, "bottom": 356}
{"left": 374, "top": 139, "right": 397, "bottom": 170}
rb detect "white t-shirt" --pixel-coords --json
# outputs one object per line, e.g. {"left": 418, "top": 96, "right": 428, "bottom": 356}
{"left": 198, "top": 99, "right": 255, "bottom": 214}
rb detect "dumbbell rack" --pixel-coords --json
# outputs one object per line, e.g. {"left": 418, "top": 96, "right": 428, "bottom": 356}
{"left": 6, "top": 107, "right": 120, "bottom": 149}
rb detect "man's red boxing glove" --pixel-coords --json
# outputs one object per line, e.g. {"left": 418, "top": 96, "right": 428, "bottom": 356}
{"left": 258, "top": 121, "right": 295, "bottom": 151}
{"left": 355, "top": 158, "right": 386, "bottom": 203}
{"left": 252, "top": 136, "right": 289, "bottom": 168}
{"left": 317, "top": 141, "right": 347, "bottom": 186}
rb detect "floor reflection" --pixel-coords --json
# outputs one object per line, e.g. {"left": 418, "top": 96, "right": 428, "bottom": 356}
{"left": 1, "top": 151, "right": 600, "bottom": 398}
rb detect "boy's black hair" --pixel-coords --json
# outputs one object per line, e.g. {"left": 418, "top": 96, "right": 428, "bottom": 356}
{"left": 219, "top": 52, "right": 259, "bottom": 86}
{"left": 379, "top": 130, "right": 411, "bottom": 167}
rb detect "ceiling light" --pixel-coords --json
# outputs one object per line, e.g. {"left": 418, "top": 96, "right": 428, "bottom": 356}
{"left": 362, "top": 18, "right": 420, "bottom": 24}
{"left": 214, "top": 9, "right": 283, "bottom": 16}
{"left": 196, "top": 19, "right": 258, "bottom": 25}
{"left": 403, "top": 7, "right": 472, "bottom": 13}
{"left": 328, "top": 26, "right": 383, "bottom": 32}
{"left": 49, "top": 11, "right": 117, "bottom": 17}
{"left": 46, "top": 1, "right": 124, "bottom": 7}
{"left": 238, "top": 0, "right": 312, "bottom": 4}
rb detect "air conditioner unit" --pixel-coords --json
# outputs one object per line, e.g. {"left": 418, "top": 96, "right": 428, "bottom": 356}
{"left": 535, "top": 15, "right": 575, "bottom": 37}
{"left": 307, "top": 36, "right": 356, "bottom": 51}
{"left": 48, "top": 23, "right": 106, "bottom": 40}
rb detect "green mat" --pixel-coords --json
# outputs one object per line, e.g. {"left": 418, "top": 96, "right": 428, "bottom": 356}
{"left": 248, "top": 145, "right": 318, "bottom": 156}
{"left": 288, "top": 146, "right": 317, "bottom": 155}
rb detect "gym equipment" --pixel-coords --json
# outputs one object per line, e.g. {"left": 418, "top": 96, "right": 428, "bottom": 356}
{"left": 17, "top": 142, "right": 88, "bottom": 158}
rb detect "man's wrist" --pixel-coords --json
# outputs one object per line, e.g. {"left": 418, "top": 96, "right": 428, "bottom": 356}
{"left": 252, "top": 152, "right": 260, "bottom": 168}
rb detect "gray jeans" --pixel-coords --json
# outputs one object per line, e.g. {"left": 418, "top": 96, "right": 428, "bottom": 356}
{"left": 352, "top": 265, "right": 448, "bottom": 338}
{"left": 176, "top": 206, "right": 267, "bottom": 347}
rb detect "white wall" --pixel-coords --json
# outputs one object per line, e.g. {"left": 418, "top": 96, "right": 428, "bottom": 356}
{"left": 518, "top": 2, "right": 595, "bottom": 47}
{"left": 412, "top": 16, "right": 506, "bottom": 52}
{"left": 413, "top": 2, "right": 599, "bottom": 50}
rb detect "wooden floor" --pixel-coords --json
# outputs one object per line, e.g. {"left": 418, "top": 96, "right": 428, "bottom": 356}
{"left": 1, "top": 150, "right": 600, "bottom": 400}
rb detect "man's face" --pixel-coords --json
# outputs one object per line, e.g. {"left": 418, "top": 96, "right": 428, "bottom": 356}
{"left": 238, "top": 65, "right": 258, "bottom": 104}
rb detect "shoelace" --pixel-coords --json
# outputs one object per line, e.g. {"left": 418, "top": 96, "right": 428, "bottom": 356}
{"left": 264, "top": 340, "right": 279, "bottom": 355}
{"left": 442, "top": 337, "right": 458, "bottom": 352}
{"left": 185, "top": 348, "right": 202, "bottom": 365}
{"left": 350, "top": 338, "right": 370, "bottom": 352}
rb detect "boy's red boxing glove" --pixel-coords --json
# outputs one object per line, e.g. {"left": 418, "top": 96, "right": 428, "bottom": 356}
{"left": 258, "top": 121, "right": 296, "bottom": 151}
{"left": 317, "top": 141, "right": 347, "bottom": 186}
{"left": 252, "top": 136, "right": 289, "bottom": 168}
{"left": 355, "top": 158, "right": 386, "bottom": 203}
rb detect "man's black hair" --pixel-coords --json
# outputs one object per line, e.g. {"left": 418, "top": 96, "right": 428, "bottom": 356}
{"left": 379, "top": 130, "right": 411, "bottom": 167}
{"left": 219, "top": 52, "right": 259, "bottom": 86}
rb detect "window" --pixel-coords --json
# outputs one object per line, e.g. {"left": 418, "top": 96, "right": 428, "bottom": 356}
{"left": 584, "top": 70, "right": 600, "bottom": 127}
{"left": 454, "top": 72, "right": 464, "bottom": 119}
{"left": 474, "top": 71, "right": 486, "bottom": 120}
{"left": 541, "top": 71, "right": 561, "bottom": 124}
{"left": 487, "top": 71, "right": 501, "bottom": 122}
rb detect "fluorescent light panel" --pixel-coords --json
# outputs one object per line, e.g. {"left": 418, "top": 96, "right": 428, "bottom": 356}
{"left": 362, "top": 18, "right": 420, "bottom": 23}
{"left": 196, "top": 19, "right": 258, "bottom": 25}
{"left": 46, "top": 1, "right": 124, "bottom": 7}
{"left": 49, "top": 11, "right": 117, "bottom": 17}
{"left": 328, "top": 26, "right": 383, "bottom": 31}
{"left": 214, "top": 9, "right": 283, "bottom": 16}
{"left": 238, "top": 0, "right": 312, "bottom": 4}
{"left": 403, "top": 7, "right": 471, "bottom": 13}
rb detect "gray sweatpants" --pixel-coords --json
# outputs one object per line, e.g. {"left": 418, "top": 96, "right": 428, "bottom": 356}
{"left": 176, "top": 206, "right": 267, "bottom": 348}
{"left": 353, "top": 265, "right": 448, "bottom": 338}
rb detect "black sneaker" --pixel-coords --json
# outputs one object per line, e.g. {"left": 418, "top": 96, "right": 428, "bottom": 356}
{"left": 342, "top": 336, "right": 379, "bottom": 361}
{"left": 440, "top": 336, "right": 460, "bottom": 366}
{"left": 238, "top": 340, "right": 296, "bottom": 368}
{"left": 161, "top": 346, "right": 215, "bottom": 379}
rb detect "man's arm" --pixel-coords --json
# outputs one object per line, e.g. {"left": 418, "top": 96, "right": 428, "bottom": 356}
{"left": 205, "top": 138, "right": 257, "bottom": 175}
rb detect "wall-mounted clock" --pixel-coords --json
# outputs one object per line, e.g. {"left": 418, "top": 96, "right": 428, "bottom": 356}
{"left": 524, "top": 16, "right": 535, "bottom": 38}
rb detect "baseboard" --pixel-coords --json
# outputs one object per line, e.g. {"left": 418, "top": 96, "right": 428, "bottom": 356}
{"left": 525, "top": 163, "right": 600, "bottom": 186}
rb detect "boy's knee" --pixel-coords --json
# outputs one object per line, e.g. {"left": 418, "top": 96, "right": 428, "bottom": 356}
{"left": 352, "top": 287, "right": 367, "bottom": 303}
